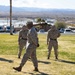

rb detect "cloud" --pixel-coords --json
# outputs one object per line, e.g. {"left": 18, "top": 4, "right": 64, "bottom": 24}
{"left": 0, "top": 0, "right": 50, "bottom": 8}
{"left": 0, "top": 0, "right": 75, "bottom": 9}
{"left": 0, "top": 0, "right": 9, "bottom": 6}
{"left": 12, "top": 0, "right": 36, "bottom": 7}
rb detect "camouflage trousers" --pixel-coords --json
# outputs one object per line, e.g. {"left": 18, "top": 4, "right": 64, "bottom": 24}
{"left": 20, "top": 44, "right": 38, "bottom": 68}
{"left": 18, "top": 39, "right": 27, "bottom": 58}
{"left": 48, "top": 40, "right": 58, "bottom": 59}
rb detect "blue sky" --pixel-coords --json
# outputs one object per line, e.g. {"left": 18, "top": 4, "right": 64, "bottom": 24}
{"left": 0, "top": 0, "right": 75, "bottom": 9}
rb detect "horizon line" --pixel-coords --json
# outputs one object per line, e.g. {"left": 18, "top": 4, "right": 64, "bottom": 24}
{"left": 0, "top": 5, "right": 75, "bottom": 10}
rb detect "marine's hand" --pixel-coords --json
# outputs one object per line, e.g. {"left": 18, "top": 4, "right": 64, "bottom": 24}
{"left": 37, "top": 44, "right": 39, "bottom": 47}
{"left": 47, "top": 42, "right": 48, "bottom": 45}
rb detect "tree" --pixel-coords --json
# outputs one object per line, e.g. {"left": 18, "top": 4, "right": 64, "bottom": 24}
{"left": 36, "top": 18, "right": 42, "bottom": 23}
{"left": 55, "top": 21, "right": 66, "bottom": 30}
{"left": 36, "top": 18, "right": 45, "bottom": 23}
{"left": 41, "top": 19, "right": 45, "bottom": 22}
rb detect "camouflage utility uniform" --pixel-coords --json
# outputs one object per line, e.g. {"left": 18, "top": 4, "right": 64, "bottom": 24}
{"left": 47, "top": 25, "right": 60, "bottom": 59}
{"left": 18, "top": 25, "right": 28, "bottom": 58}
{"left": 20, "top": 26, "right": 38, "bottom": 68}
{"left": 13, "top": 21, "right": 39, "bottom": 72}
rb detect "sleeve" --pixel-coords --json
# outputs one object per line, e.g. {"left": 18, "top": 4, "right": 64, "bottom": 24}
{"left": 47, "top": 30, "right": 50, "bottom": 45}
{"left": 57, "top": 30, "right": 61, "bottom": 38}
{"left": 30, "top": 30, "right": 38, "bottom": 46}
{"left": 18, "top": 31, "right": 22, "bottom": 42}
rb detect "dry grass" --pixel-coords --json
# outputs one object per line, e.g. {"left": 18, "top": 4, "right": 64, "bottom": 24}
{"left": 0, "top": 33, "right": 75, "bottom": 75}
{"left": 0, "top": 55, "right": 75, "bottom": 75}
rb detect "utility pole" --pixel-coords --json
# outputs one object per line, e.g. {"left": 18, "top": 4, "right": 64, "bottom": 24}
{"left": 10, "top": 0, "right": 13, "bottom": 35}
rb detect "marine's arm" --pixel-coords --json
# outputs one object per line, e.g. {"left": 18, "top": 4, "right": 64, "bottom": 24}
{"left": 47, "top": 30, "right": 50, "bottom": 45}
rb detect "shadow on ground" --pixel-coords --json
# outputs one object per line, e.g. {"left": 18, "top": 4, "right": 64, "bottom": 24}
{"left": 28, "top": 59, "right": 51, "bottom": 64}
{"left": 38, "top": 60, "right": 51, "bottom": 64}
{"left": 57, "top": 59, "right": 75, "bottom": 64}
{"left": 0, "top": 57, "right": 13, "bottom": 63}
{"left": 22, "top": 71, "right": 51, "bottom": 75}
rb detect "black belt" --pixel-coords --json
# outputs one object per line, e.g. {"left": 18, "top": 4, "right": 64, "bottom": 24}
{"left": 50, "top": 38, "right": 57, "bottom": 41}
{"left": 22, "top": 38, "right": 27, "bottom": 40}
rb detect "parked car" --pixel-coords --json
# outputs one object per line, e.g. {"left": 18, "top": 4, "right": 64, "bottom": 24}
{"left": 59, "top": 28, "right": 64, "bottom": 33}
{"left": 6, "top": 26, "right": 14, "bottom": 32}
{"left": 39, "top": 29, "right": 45, "bottom": 33}
{"left": 72, "top": 30, "right": 75, "bottom": 33}
{"left": 64, "top": 28, "right": 72, "bottom": 33}
{"left": 0, "top": 26, "right": 5, "bottom": 32}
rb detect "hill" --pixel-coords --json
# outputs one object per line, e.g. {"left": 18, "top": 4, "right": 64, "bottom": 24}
{"left": 0, "top": 5, "right": 75, "bottom": 19}
{"left": 0, "top": 5, "right": 75, "bottom": 12}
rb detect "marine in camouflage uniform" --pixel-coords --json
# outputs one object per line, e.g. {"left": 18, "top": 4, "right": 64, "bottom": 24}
{"left": 18, "top": 25, "right": 28, "bottom": 58}
{"left": 47, "top": 25, "right": 60, "bottom": 60}
{"left": 13, "top": 21, "right": 39, "bottom": 72}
